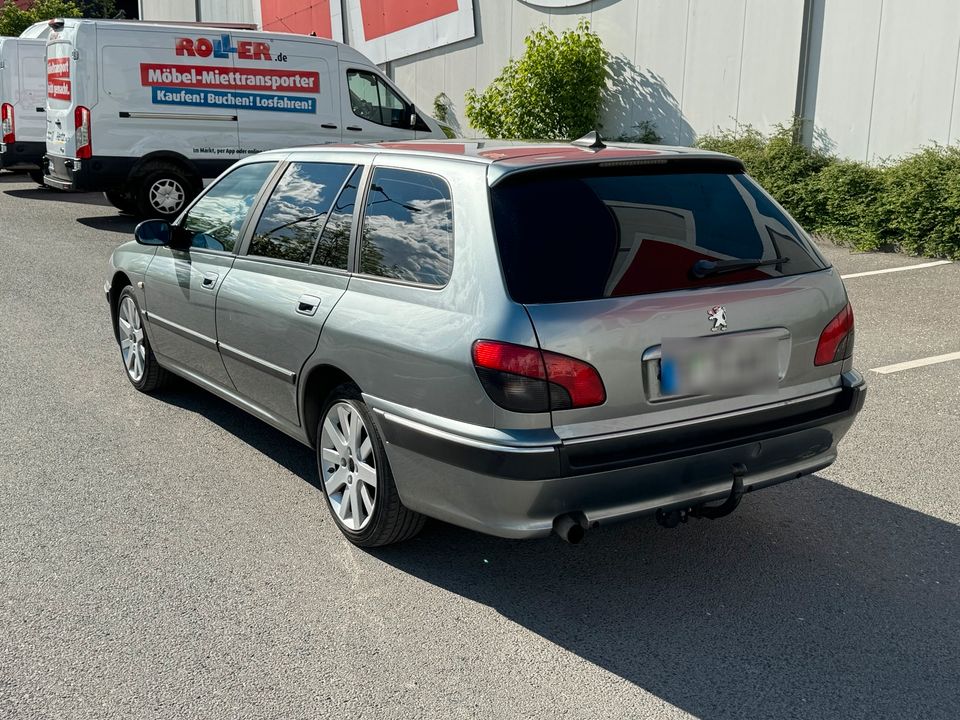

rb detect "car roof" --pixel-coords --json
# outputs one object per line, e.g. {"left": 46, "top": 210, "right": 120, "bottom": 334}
{"left": 255, "top": 139, "right": 745, "bottom": 185}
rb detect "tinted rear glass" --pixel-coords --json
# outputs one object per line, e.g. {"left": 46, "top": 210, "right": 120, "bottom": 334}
{"left": 490, "top": 166, "right": 826, "bottom": 304}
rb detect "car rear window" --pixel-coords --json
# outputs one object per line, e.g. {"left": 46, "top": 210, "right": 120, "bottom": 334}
{"left": 490, "top": 165, "right": 827, "bottom": 304}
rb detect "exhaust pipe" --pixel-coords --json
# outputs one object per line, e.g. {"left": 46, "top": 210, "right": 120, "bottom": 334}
{"left": 553, "top": 512, "right": 587, "bottom": 544}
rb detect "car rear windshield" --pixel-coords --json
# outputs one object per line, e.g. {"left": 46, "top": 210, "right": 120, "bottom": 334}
{"left": 490, "top": 163, "right": 827, "bottom": 304}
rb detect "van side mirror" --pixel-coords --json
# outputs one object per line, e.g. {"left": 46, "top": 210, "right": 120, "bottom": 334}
{"left": 134, "top": 219, "right": 171, "bottom": 246}
{"left": 409, "top": 105, "right": 418, "bottom": 129}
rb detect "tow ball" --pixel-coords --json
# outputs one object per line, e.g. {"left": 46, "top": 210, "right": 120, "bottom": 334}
{"left": 656, "top": 463, "right": 747, "bottom": 528}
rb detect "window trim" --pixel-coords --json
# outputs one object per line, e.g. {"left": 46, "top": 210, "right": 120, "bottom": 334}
{"left": 177, "top": 159, "right": 285, "bottom": 257}
{"left": 352, "top": 164, "right": 455, "bottom": 290}
{"left": 346, "top": 68, "right": 410, "bottom": 129}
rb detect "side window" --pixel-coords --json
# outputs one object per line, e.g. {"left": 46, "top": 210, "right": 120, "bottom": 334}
{"left": 313, "top": 166, "right": 362, "bottom": 270}
{"left": 347, "top": 69, "right": 408, "bottom": 128}
{"left": 359, "top": 168, "right": 453, "bottom": 286}
{"left": 249, "top": 162, "right": 354, "bottom": 264}
{"left": 181, "top": 162, "right": 276, "bottom": 252}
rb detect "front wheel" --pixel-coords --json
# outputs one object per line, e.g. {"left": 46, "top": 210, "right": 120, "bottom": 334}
{"left": 115, "top": 286, "right": 167, "bottom": 393}
{"left": 317, "top": 384, "right": 425, "bottom": 547}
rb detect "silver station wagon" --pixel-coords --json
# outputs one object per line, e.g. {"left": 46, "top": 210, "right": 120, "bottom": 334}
{"left": 105, "top": 138, "right": 866, "bottom": 546}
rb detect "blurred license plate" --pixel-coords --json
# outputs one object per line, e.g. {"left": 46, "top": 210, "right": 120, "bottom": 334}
{"left": 660, "top": 335, "right": 779, "bottom": 397}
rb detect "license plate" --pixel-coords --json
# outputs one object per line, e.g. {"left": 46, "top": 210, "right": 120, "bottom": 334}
{"left": 660, "top": 335, "right": 779, "bottom": 397}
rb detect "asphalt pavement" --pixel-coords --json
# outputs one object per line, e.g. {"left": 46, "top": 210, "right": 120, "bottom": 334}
{"left": 1, "top": 170, "right": 958, "bottom": 719}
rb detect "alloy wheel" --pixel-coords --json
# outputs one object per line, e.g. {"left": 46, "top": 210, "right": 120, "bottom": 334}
{"left": 118, "top": 296, "right": 146, "bottom": 383}
{"left": 319, "top": 402, "right": 378, "bottom": 531}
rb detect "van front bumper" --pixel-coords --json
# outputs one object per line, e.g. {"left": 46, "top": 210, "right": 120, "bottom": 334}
{"left": 371, "top": 371, "right": 867, "bottom": 539}
{"left": 0, "top": 140, "right": 44, "bottom": 169}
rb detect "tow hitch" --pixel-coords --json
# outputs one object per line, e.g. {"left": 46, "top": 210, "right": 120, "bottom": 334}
{"left": 656, "top": 463, "right": 747, "bottom": 528}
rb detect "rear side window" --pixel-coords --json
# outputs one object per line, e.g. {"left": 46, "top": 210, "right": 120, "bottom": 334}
{"left": 249, "top": 162, "right": 354, "bottom": 265}
{"left": 181, "top": 162, "right": 276, "bottom": 252}
{"left": 359, "top": 168, "right": 453, "bottom": 286}
{"left": 313, "top": 166, "right": 362, "bottom": 270}
{"left": 490, "top": 167, "right": 826, "bottom": 303}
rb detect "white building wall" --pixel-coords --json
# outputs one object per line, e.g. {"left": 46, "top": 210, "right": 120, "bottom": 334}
{"left": 393, "top": 0, "right": 805, "bottom": 144}
{"left": 138, "top": 0, "right": 258, "bottom": 24}
{"left": 809, "top": 0, "right": 960, "bottom": 162}
{"left": 139, "top": 0, "right": 197, "bottom": 22}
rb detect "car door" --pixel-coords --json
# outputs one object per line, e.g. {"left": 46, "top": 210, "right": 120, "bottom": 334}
{"left": 340, "top": 65, "right": 418, "bottom": 142}
{"left": 143, "top": 160, "right": 278, "bottom": 387}
{"left": 215, "top": 156, "right": 364, "bottom": 426}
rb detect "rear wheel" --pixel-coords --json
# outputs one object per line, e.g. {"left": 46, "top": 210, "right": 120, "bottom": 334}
{"left": 317, "top": 384, "right": 425, "bottom": 547}
{"left": 105, "top": 190, "right": 138, "bottom": 214}
{"left": 27, "top": 169, "right": 44, "bottom": 186}
{"left": 134, "top": 163, "right": 195, "bottom": 219}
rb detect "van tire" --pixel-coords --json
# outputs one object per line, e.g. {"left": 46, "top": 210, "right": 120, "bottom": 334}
{"left": 134, "top": 163, "right": 196, "bottom": 219}
{"left": 105, "top": 190, "right": 138, "bottom": 214}
{"left": 28, "top": 169, "right": 44, "bottom": 186}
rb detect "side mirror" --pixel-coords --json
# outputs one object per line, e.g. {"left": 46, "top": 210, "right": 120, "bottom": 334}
{"left": 134, "top": 219, "right": 171, "bottom": 246}
{"left": 409, "top": 104, "right": 418, "bottom": 129}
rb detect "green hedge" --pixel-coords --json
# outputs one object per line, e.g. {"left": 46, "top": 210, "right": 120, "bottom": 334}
{"left": 695, "top": 122, "right": 960, "bottom": 260}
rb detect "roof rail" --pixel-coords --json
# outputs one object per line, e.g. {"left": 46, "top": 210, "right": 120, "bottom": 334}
{"left": 49, "top": 18, "right": 259, "bottom": 30}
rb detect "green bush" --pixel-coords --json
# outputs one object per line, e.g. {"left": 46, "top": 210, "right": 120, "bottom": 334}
{"left": 465, "top": 20, "right": 607, "bottom": 140}
{"left": 0, "top": 0, "right": 82, "bottom": 36}
{"left": 697, "top": 122, "right": 960, "bottom": 259}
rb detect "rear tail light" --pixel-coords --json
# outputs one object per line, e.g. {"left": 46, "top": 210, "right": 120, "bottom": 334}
{"left": 75, "top": 105, "right": 91, "bottom": 159}
{"left": 815, "top": 302, "right": 855, "bottom": 366}
{"left": 472, "top": 340, "right": 606, "bottom": 413}
{"left": 1, "top": 103, "right": 14, "bottom": 144}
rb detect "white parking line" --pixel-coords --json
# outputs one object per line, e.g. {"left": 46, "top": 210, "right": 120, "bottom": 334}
{"left": 841, "top": 260, "right": 952, "bottom": 279}
{"left": 871, "top": 351, "right": 960, "bottom": 374}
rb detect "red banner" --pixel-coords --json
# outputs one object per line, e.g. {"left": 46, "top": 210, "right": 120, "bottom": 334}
{"left": 47, "top": 57, "right": 70, "bottom": 79}
{"left": 139, "top": 63, "right": 320, "bottom": 93}
{"left": 359, "top": 0, "right": 459, "bottom": 40}
{"left": 47, "top": 78, "right": 71, "bottom": 100}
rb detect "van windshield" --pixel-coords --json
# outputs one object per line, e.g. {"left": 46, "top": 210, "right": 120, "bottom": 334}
{"left": 490, "top": 164, "right": 827, "bottom": 304}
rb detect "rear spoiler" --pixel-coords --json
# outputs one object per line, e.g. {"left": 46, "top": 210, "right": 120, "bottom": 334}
{"left": 487, "top": 154, "right": 748, "bottom": 187}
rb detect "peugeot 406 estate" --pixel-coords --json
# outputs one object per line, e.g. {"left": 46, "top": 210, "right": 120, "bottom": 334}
{"left": 105, "top": 138, "right": 865, "bottom": 546}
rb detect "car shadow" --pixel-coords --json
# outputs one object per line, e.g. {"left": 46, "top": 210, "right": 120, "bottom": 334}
{"left": 151, "top": 379, "right": 960, "bottom": 717}
{"left": 0, "top": 170, "right": 35, "bottom": 184}
{"left": 77, "top": 214, "right": 138, "bottom": 234}
{"left": 369, "top": 477, "right": 960, "bottom": 718}
{"left": 157, "top": 376, "right": 317, "bottom": 484}
{"left": 3, "top": 186, "right": 111, "bottom": 206}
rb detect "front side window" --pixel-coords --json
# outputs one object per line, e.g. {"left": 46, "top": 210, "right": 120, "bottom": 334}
{"left": 347, "top": 70, "right": 408, "bottom": 128}
{"left": 359, "top": 168, "right": 453, "bottom": 286}
{"left": 249, "top": 162, "right": 354, "bottom": 265}
{"left": 181, "top": 162, "right": 276, "bottom": 252}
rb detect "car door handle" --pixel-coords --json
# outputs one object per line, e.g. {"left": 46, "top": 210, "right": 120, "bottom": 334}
{"left": 201, "top": 272, "right": 219, "bottom": 289}
{"left": 296, "top": 294, "right": 321, "bottom": 316}
{"left": 321, "top": 123, "right": 338, "bottom": 129}
{"left": 346, "top": 126, "right": 363, "bottom": 132}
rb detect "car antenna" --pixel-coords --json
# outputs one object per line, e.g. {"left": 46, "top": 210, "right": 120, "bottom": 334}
{"left": 571, "top": 130, "right": 606, "bottom": 151}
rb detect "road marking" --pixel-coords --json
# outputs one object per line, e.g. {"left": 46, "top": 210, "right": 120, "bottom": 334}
{"left": 841, "top": 260, "right": 952, "bottom": 279}
{"left": 871, "top": 351, "right": 960, "bottom": 374}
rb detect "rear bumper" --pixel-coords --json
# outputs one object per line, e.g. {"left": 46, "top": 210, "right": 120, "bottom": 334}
{"left": 0, "top": 141, "right": 44, "bottom": 169}
{"left": 43, "top": 154, "right": 134, "bottom": 192}
{"left": 373, "top": 371, "right": 867, "bottom": 538}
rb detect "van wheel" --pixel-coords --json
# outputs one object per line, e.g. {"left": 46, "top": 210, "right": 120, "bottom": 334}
{"left": 135, "top": 163, "right": 195, "bottom": 219}
{"left": 316, "top": 384, "right": 426, "bottom": 547}
{"left": 104, "top": 190, "right": 138, "bottom": 214}
{"left": 28, "top": 169, "right": 44, "bottom": 186}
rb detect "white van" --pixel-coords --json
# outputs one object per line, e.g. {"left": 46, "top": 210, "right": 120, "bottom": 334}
{"left": 0, "top": 22, "right": 50, "bottom": 181}
{"left": 43, "top": 19, "right": 446, "bottom": 217}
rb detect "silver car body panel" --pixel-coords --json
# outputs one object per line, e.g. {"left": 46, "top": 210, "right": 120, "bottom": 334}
{"left": 106, "top": 141, "right": 866, "bottom": 539}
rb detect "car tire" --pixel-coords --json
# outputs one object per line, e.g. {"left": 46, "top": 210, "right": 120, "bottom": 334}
{"left": 104, "top": 190, "right": 138, "bottom": 214}
{"left": 134, "top": 163, "right": 195, "bottom": 219}
{"left": 116, "top": 286, "right": 167, "bottom": 393}
{"left": 316, "top": 384, "right": 425, "bottom": 547}
{"left": 28, "top": 169, "right": 44, "bottom": 186}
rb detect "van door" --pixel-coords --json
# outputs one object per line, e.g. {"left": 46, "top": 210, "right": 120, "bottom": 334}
{"left": 231, "top": 34, "right": 340, "bottom": 154}
{"left": 17, "top": 41, "right": 46, "bottom": 144}
{"left": 45, "top": 24, "right": 88, "bottom": 163}
{"left": 339, "top": 64, "right": 419, "bottom": 142}
{"left": 215, "top": 159, "right": 363, "bottom": 425}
